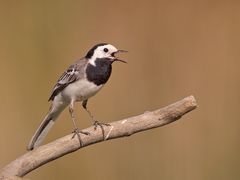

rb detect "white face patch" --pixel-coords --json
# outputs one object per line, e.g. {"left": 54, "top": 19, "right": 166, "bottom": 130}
{"left": 89, "top": 44, "right": 118, "bottom": 66}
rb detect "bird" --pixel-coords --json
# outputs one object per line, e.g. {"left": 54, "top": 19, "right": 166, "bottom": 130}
{"left": 27, "top": 43, "right": 127, "bottom": 151}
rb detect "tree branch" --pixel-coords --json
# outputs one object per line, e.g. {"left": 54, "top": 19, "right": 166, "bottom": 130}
{"left": 0, "top": 95, "right": 197, "bottom": 179}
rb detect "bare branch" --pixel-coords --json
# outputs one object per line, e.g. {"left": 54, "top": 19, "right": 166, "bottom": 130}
{"left": 0, "top": 95, "right": 197, "bottom": 179}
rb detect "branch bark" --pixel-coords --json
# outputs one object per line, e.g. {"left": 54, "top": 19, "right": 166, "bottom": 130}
{"left": 0, "top": 95, "right": 197, "bottom": 179}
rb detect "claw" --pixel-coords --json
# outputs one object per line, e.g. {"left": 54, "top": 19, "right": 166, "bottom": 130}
{"left": 93, "top": 121, "right": 111, "bottom": 130}
{"left": 71, "top": 128, "right": 90, "bottom": 147}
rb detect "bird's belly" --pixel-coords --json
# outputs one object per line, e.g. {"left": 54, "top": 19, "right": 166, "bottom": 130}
{"left": 61, "top": 78, "right": 103, "bottom": 102}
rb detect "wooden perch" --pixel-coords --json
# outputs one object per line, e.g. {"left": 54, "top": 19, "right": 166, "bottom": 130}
{"left": 0, "top": 95, "right": 197, "bottom": 179}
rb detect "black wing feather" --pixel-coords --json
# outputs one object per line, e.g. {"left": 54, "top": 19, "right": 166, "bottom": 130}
{"left": 48, "top": 60, "right": 85, "bottom": 101}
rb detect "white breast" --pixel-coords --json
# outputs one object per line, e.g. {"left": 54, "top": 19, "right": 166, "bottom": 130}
{"left": 61, "top": 78, "right": 103, "bottom": 102}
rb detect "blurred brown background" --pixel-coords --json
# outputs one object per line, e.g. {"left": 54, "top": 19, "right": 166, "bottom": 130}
{"left": 0, "top": 0, "right": 240, "bottom": 179}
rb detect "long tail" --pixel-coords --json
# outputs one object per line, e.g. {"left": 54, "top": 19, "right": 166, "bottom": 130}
{"left": 27, "top": 102, "right": 67, "bottom": 151}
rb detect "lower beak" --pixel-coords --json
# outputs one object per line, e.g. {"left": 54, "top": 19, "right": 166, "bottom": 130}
{"left": 113, "top": 49, "right": 128, "bottom": 63}
{"left": 114, "top": 58, "right": 127, "bottom": 63}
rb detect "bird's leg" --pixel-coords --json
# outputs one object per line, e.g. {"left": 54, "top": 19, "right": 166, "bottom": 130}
{"left": 82, "top": 99, "right": 111, "bottom": 131}
{"left": 69, "top": 101, "right": 89, "bottom": 147}
{"left": 82, "top": 99, "right": 95, "bottom": 124}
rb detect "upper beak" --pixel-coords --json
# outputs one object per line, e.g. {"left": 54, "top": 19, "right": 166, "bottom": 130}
{"left": 117, "top": 50, "right": 128, "bottom": 53}
{"left": 112, "top": 49, "right": 128, "bottom": 63}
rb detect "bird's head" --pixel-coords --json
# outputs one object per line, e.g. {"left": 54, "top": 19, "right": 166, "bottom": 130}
{"left": 86, "top": 43, "right": 127, "bottom": 65}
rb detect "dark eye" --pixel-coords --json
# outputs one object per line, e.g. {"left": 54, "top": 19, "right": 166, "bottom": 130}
{"left": 103, "top": 48, "right": 109, "bottom": 52}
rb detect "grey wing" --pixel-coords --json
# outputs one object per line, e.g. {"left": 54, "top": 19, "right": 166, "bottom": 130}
{"left": 48, "top": 59, "right": 87, "bottom": 101}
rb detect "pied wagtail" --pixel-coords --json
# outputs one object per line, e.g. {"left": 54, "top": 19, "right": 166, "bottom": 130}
{"left": 27, "top": 43, "right": 127, "bottom": 150}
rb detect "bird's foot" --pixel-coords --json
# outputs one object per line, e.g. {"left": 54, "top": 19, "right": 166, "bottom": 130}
{"left": 93, "top": 121, "right": 111, "bottom": 130}
{"left": 71, "top": 128, "right": 90, "bottom": 147}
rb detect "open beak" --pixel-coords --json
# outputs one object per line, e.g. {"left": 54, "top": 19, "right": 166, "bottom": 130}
{"left": 112, "top": 49, "right": 128, "bottom": 63}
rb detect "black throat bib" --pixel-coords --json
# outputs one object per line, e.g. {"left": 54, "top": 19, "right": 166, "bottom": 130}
{"left": 86, "top": 58, "right": 113, "bottom": 86}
